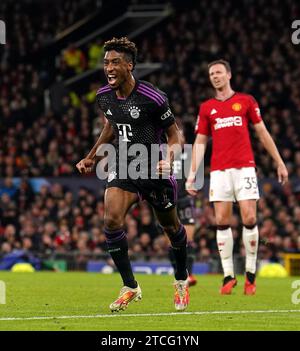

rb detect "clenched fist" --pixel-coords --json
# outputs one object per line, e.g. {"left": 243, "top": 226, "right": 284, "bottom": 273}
{"left": 76, "top": 158, "right": 95, "bottom": 174}
{"left": 185, "top": 177, "right": 198, "bottom": 196}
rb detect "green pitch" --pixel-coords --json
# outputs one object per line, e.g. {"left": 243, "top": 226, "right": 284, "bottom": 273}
{"left": 0, "top": 272, "right": 299, "bottom": 331}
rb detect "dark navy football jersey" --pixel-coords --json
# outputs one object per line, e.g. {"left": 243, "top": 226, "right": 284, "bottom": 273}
{"left": 96, "top": 79, "right": 175, "bottom": 147}
{"left": 96, "top": 79, "right": 176, "bottom": 177}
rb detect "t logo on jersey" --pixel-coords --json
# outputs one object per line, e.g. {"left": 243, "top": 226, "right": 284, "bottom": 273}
{"left": 117, "top": 123, "right": 133, "bottom": 142}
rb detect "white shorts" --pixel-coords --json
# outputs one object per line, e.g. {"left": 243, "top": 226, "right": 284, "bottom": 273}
{"left": 209, "top": 167, "right": 260, "bottom": 202}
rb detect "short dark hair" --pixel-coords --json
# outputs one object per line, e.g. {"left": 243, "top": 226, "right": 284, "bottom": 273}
{"left": 104, "top": 37, "right": 137, "bottom": 69}
{"left": 208, "top": 59, "right": 231, "bottom": 72}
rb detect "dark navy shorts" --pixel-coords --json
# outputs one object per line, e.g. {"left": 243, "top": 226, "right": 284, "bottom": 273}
{"left": 106, "top": 175, "right": 178, "bottom": 212}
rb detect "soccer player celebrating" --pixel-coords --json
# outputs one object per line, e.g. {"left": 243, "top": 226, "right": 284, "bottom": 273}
{"left": 186, "top": 59, "right": 288, "bottom": 295}
{"left": 76, "top": 37, "right": 189, "bottom": 312}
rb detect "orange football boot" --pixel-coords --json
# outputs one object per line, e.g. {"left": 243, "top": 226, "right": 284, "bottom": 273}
{"left": 220, "top": 276, "right": 237, "bottom": 295}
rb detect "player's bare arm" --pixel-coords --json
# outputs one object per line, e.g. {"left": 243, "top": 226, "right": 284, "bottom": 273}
{"left": 254, "top": 121, "right": 288, "bottom": 185}
{"left": 156, "top": 123, "right": 184, "bottom": 175}
{"left": 76, "top": 120, "right": 115, "bottom": 174}
{"left": 185, "top": 133, "right": 208, "bottom": 196}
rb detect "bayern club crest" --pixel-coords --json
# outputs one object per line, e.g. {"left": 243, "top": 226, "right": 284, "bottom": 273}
{"left": 129, "top": 106, "right": 141, "bottom": 119}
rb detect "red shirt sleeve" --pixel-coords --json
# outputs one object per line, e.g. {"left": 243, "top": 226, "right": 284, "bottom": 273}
{"left": 247, "top": 95, "right": 262, "bottom": 124}
{"left": 195, "top": 103, "right": 211, "bottom": 135}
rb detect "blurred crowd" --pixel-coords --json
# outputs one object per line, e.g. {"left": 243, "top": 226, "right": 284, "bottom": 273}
{"left": 0, "top": 0, "right": 102, "bottom": 60}
{"left": 0, "top": 178, "right": 300, "bottom": 266}
{"left": 0, "top": 0, "right": 300, "bottom": 267}
{"left": 142, "top": 0, "right": 300, "bottom": 179}
{"left": 1, "top": 1, "right": 299, "bottom": 179}
{"left": 59, "top": 41, "right": 104, "bottom": 79}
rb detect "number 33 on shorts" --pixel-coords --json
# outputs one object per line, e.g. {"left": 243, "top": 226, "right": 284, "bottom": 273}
{"left": 243, "top": 176, "right": 257, "bottom": 190}
{"left": 209, "top": 167, "right": 260, "bottom": 202}
{"left": 239, "top": 168, "right": 260, "bottom": 200}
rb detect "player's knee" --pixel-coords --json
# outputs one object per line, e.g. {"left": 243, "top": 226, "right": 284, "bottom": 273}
{"left": 165, "top": 223, "right": 187, "bottom": 248}
{"left": 104, "top": 214, "right": 124, "bottom": 231}
{"left": 242, "top": 215, "right": 257, "bottom": 228}
{"left": 215, "top": 215, "right": 231, "bottom": 226}
{"left": 217, "top": 224, "right": 230, "bottom": 231}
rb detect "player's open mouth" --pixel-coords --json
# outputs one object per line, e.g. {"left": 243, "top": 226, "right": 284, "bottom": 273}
{"left": 107, "top": 74, "right": 117, "bottom": 85}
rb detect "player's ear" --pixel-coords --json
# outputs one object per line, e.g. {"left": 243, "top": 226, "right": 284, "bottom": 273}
{"left": 128, "top": 62, "right": 133, "bottom": 72}
{"left": 227, "top": 71, "right": 232, "bottom": 80}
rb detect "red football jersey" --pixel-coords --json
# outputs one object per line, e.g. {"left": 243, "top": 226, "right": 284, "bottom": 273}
{"left": 195, "top": 92, "right": 262, "bottom": 171}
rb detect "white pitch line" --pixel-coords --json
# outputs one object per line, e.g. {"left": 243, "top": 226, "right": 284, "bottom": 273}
{"left": 0, "top": 309, "right": 300, "bottom": 322}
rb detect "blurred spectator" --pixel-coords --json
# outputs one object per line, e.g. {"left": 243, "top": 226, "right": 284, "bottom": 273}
{"left": 88, "top": 40, "right": 104, "bottom": 69}
{"left": 62, "top": 44, "right": 87, "bottom": 77}
{"left": 0, "top": 178, "right": 17, "bottom": 198}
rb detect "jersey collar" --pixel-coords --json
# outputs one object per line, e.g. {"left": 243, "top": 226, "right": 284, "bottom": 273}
{"left": 114, "top": 79, "right": 139, "bottom": 102}
{"left": 214, "top": 91, "right": 236, "bottom": 102}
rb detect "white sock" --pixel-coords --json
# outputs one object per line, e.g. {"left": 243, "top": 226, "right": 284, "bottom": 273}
{"left": 243, "top": 226, "right": 259, "bottom": 274}
{"left": 217, "top": 228, "right": 234, "bottom": 277}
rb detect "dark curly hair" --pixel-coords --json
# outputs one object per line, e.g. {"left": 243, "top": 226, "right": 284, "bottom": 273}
{"left": 104, "top": 37, "right": 138, "bottom": 70}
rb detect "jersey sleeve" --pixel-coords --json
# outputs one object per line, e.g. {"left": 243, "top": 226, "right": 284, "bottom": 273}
{"left": 155, "top": 98, "right": 176, "bottom": 129}
{"left": 96, "top": 94, "right": 103, "bottom": 112}
{"left": 247, "top": 95, "right": 262, "bottom": 124}
{"left": 96, "top": 87, "right": 110, "bottom": 116}
{"left": 195, "top": 103, "right": 211, "bottom": 135}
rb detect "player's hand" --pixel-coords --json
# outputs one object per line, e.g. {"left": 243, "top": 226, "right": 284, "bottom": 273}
{"left": 185, "top": 177, "right": 198, "bottom": 196}
{"left": 156, "top": 160, "right": 172, "bottom": 176}
{"left": 277, "top": 162, "right": 288, "bottom": 185}
{"left": 76, "top": 158, "right": 95, "bottom": 174}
